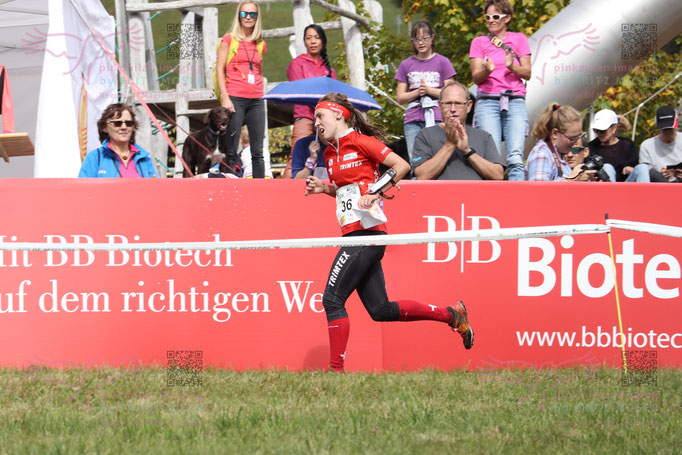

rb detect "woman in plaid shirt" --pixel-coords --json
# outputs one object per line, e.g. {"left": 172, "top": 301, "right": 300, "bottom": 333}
{"left": 526, "top": 103, "right": 592, "bottom": 181}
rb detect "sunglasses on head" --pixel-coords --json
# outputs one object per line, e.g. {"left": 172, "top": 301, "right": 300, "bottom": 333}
{"left": 239, "top": 11, "right": 258, "bottom": 18}
{"left": 108, "top": 120, "right": 134, "bottom": 127}
{"left": 484, "top": 13, "right": 508, "bottom": 21}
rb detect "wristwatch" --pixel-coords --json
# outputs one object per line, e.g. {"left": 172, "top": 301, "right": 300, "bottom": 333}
{"left": 464, "top": 148, "right": 476, "bottom": 159}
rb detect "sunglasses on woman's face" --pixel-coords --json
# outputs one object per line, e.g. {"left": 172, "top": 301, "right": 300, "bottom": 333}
{"left": 484, "top": 13, "right": 508, "bottom": 21}
{"left": 108, "top": 120, "right": 134, "bottom": 127}
{"left": 239, "top": 11, "right": 258, "bottom": 19}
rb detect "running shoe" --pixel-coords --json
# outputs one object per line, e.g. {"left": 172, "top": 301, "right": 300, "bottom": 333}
{"left": 448, "top": 301, "right": 474, "bottom": 349}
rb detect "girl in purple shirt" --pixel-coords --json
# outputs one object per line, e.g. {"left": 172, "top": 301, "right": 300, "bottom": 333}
{"left": 396, "top": 20, "right": 456, "bottom": 169}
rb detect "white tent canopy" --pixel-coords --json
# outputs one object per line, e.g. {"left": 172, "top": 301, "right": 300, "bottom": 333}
{"left": 0, "top": 0, "right": 49, "bottom": 177}
{"left": 0, "top": 0, "right": 116, "bottom": 177}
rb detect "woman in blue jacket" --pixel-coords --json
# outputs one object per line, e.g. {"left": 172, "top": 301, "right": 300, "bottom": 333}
{"left": 79, "top": 103, "right": 157, "bottom": 178}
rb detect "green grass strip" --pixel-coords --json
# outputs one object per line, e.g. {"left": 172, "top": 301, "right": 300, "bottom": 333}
{"left": 1, "top": 367, "right": 679, "bottom": 454}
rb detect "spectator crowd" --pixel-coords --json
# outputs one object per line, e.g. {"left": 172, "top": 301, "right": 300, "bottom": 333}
{"left": 79, "top": 0, "right": 681, "bottom": 184}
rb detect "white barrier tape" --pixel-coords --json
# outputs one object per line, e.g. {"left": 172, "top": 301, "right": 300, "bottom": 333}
{"left": 606, "top": 219, "right": 682, "bottom": 239}
{"left": 0, "top": 224, "right": 609, "bottom": 252}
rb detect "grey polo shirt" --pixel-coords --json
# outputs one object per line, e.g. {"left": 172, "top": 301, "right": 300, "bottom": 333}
{"left": 412, "top": 124, "right": 502, "bottom": 180}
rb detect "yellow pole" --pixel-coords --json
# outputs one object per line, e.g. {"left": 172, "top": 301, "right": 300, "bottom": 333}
{"left": 605, "top": 214, "right": 627, "bottom": 373}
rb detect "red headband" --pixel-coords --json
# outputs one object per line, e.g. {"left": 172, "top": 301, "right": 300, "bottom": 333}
{"left": 315, "top": 101, "right": 351, "bottom": 120}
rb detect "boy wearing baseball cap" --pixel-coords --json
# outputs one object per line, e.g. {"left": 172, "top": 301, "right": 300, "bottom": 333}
{"left": 639, "top": 106, "right": 682, "bottom": 182}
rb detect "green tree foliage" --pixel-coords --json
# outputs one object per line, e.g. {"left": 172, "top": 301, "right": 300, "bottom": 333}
{"left": 269, "top": 126, "right": 292, "bottom": 166}
{"left": 355, "top": 23, "right": 413, "bottom": 137}
{"left": 593, "top": 38, "right": 681, "bottom": 145}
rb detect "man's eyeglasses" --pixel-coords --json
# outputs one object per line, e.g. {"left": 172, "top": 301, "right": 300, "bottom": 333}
{"left": 440, "top": 100, "right": 469, "bottom": 109}
{"left": 239, "top": 11, "right": 258, "bottom": 19}
{"left": 108, "top": 120, "right": 134, "bottom": 127}
{"left": 568, "top": 146, "right": 586, "bottom": 155}
{"left": 411, "top": 36, "right": 432, "bottom": 44}
{"left": 559, "top": 130, "right": 584, "bottom": 143}
{"left": 484, "top": 13, "right": 508, "bottom": 21}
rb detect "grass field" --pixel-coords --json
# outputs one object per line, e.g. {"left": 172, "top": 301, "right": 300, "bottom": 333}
{"left": 1, "top": 367, "right": 679, "bottom": 453}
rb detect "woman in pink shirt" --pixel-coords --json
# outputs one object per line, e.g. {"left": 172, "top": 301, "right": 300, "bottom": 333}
{"left": 78, "top": 103, "right": 158, "bottom": 178}
{"left": 216, "top": 0, "right": 267, "bottom": 178}
{"left": 470, "top": 0, "right": 532, "bottom": 181}
{"left": 283, "top": 24, "right": 336, "bottom": 178}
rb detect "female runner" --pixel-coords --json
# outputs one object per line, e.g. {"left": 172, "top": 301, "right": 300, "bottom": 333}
{"left": 304, "top": 93, "right": 474, "bottom": 372}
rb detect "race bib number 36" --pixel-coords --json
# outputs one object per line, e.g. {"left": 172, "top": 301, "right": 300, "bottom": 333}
{"left": 335, "top": 183, "right": 362, "bottom": 227}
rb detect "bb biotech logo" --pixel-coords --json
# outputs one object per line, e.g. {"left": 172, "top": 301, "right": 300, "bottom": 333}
{"left": 422, "top": 208, "right": 680, "bottom": 300}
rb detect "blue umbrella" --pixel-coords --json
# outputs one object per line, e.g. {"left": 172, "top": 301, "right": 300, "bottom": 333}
{"left": 263, "top": 77, "right": 382, "bottom": 112}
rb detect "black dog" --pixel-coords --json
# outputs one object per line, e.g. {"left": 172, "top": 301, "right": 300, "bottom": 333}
{"left": 182, "top": 106, "right": 236, "bottom": 177}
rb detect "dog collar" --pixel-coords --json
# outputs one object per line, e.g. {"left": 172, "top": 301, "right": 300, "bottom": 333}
{"left": 209, "top": 125, "right": 227, "bottom": 136}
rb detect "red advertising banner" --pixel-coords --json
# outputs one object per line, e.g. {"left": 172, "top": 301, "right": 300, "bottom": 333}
{"left": 0, "top": 179, "right": 680, "bottom": 371}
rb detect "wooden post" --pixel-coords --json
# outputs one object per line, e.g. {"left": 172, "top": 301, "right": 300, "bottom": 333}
{"left": 363, "top": 0, "right": 383, "bottom": 77}
{"left": 126, "top": 0, "right": 158, "bottom": 92}
{"left": 114, "top": 0, "right": 130, "bottom": 101}
{"left": 143, "top": 9, "right": 159, "bottom": 90}
{"left": 309, "top": 0, "right": 369, "bottom": 26}
{"left": 142, "top": 1, "right": 167, "bottom": 177}
{"left": 173, "top": 11, "right": 197, "bottom": 177}
{"left": 263, "top": 21, "right": 341, "bottom": 40}
{"left": 127, "top": 0, "right": 155, "bottom": 171}
{"left": 338, "top": 0, "right": 365, "bottom": 90}
{"left": 203, "top": 7, "right": 219, "bottom": 89}
{"left": 262, "top": 77, "right": 269, "bottom": 167}
{"left": 127, "top": 1, "right": 148, "bottom": 97}
{"left": 174, "top": 97, "right": 190, "bottom": 177}
{"left": 363, "top": 0, "right": 382, "bottom": 24}
{"left": 178, "top": 11, "right": 200, "bottom": 89}
{"left": 292, "top": 0, "right": 314, "bottom": 57}
{"left": 127, "top": 0, "right": 288, "bottom": 13}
